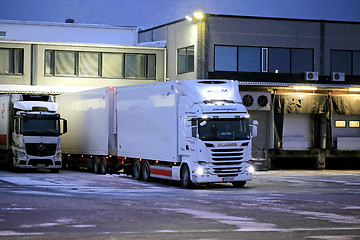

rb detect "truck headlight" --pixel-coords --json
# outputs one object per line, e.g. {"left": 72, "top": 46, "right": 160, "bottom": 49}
{"left": 247, "top": 166, "right": 255, "bottom": 173}
{"left": 196, "top": 167, "right": 205, "bottom": 175}
{"left": 195, "top": 167, "right": 210, "bottom": 175}
{"left": 18, "top": 151, "right": 28, "bottom": 160}
{"left": 56, "top": 152, "right": 62, "bottom": 160}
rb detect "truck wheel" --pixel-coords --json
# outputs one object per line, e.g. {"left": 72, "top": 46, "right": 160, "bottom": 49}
{"left": 133, "top": 160, "right": 141, "bottom": 180}
{"left": 8, "top": 152, "right": 14, "bottom": 170}
{"left": 232, "top": 181, "right": 246, "bottom": 188}
{"left": 99, "top": 158, "right": 106, "bottom": 175}
{"left": 142, "top": 160, "right": 150, "bottom": 182}
{"left": 93, "top": 158, "right": 99, "bottom": 174}
{"left": 181, "top": 164, "right": 192, "bottom": 188}
{"left": 62, "top": 156, "right": 71, "bottom": 170}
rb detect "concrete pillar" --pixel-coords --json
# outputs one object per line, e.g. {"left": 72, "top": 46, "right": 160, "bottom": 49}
{"left": 315, "top": 149, "right": 326, "bottom": 169}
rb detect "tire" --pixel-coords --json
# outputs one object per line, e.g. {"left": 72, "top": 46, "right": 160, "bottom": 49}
{"left": 180, "top": 164, "right": 192, "bottom": 188}
{"left": 232, "top": 181, "right": 246, "bottom": 188}
{"left": 93, "top": 158, "right": 99, "bottom": 174}
{"left": 98, "top": 158, "right": 106, "bottom": 175}
{"left": 141, "top": 160, "right": 151, "bottom": 182}
{"left": 62, "top": 158, "right": 69, "bottom": 170}
{"left": 133, "top": 160, "right": 141, "bottom": 180}
{"left": 8, "top": 152, "right": 14, "bottom": 170}
{"left": 51, "top": 169, "right": 60, "bottom": 173}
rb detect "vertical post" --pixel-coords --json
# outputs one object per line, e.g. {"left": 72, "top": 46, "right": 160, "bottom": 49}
{"left": 196, "top": 17, "right": 208, "bottom": 79}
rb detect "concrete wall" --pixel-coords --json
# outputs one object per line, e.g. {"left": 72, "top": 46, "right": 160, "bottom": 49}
{"left": 324, "top": 22, "right": 360, "bottom": 75}
{"left": 139, "top": 20, "right": 198, "bottom": 80}
{"left": 206, "top": 16, "right": 321, "bottom": 74}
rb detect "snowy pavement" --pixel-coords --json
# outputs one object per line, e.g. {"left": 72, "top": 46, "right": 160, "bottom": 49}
{"left": 0, "top": 169, "right": 359, "bottom": 239}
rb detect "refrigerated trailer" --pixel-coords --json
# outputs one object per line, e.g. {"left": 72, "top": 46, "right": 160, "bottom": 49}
{"left": 58, "top": 80, "right": 257, "bottom": 187}
{"left": 0, "top": 94, "right": 67, "bottom": 172}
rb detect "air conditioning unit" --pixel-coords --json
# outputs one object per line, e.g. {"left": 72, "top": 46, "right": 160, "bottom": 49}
{"left": 305, "top": 71, "right": 318, "bottom": 81}
{"left": 239, "top": 91, "right": 271, "bottom": 111}
{"left": 332, "top": 72, "right": 345, "bottom": 81}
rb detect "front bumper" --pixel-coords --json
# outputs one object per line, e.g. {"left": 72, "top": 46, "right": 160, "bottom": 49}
{"left": 191, "top": 164, "right": 253, "bottom": 184}
{"left": 14, "top": 151, "right": 62, "bottom": 169}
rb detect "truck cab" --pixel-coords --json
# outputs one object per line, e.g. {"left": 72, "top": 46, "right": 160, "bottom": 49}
{"left": 2, "top": 94, "right": 67, "bottom": 172}
{"left": 177, "top": 80, "right": 257, "bottom": 187}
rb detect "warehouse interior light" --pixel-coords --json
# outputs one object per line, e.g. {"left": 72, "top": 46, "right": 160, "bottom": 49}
{"left": 193, "top": 11, "right": 204, "bottom": 19}
{"left": 348, "top": 88, "right": 360, "bottom": 92}
{"left": 293, "top": 86, "right": 317, "bottom": 91}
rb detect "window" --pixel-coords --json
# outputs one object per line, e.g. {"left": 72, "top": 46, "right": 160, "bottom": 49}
{"left": 349, "top": 120, "right": 360, "bottom": 128}
{"left": 102, "top": 53, "right": 123, "bottom": 78}
{"left": 45, "top": 50, "right": 156, "bottom": 79}
{"left": 147, "top": 54, "right": 156, "bottom": 79}
{"left": 124, "top": 54, "right": 156, "bottom": 79}
{"left": 125, "top": 54, "right": 146, "bottom": 78}
{"left": 262, "top": 48, "right": 268, "bottom": 72}
{"left": 214, "top": 45, "right": 313, "bottom": 74}
{"left": 214, "top": 46, "right": 237, "bottom": 71}
{"left": 198, "top": 118, "right": 250, "bottom": 141}
{"left": 238, "top": 47, "right": 260, "bottom": 72}
{"left": 45, "top": 50, "right": 54, "bottom": 76}
{"left": 331, "top": 50, "right": 360, "bottom": 75}
{"left": 331, "top": 50, "right": 352, "bottom": 75}
{"left": 177, "top": 46, "right": 194, "bottom": 74}
{"left": 353, "top": 52, "right": 360, "bottom": 76}
{"left": 79, "top": 52, "right": 100, "bottom": 77}
{"left": 269, "top": 48, "right": 290, "bottom": 73}
{"left": 55, "top": 51, "right": 77, "bottom": 76}
{"left": 291, "top": 49, "right": 313, "bottom": 73}
{"left": 335, "top": 120, "right": 346, "bottom": 128}
{"left": 0, "top": 48, "right": 23, "bottom": 75}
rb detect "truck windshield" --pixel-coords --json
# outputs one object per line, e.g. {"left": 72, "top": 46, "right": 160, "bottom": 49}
{"left": 22, "top": 117, "right": 60, "bottom": 136}
{"left": 198, "top": 118, "right": 250, "bottom": 141}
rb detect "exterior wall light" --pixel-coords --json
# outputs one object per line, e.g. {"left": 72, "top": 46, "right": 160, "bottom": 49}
{"left": 193, "top": 11, "right": 204, "bottom": 20}
{"left": 185, "top": 16, "right": 193, "bottom": 21}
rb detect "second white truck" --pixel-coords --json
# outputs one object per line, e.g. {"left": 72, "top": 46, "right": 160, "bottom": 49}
{"left": 58, "top": 80, "right": 257, "bottom": 187}
{"left": 0, "top": 94, "right": 67, "bottom": 172}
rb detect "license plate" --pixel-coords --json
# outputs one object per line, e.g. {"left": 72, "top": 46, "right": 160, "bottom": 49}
{"left": 222, "top": 177, "right": 234, "bottom": 182}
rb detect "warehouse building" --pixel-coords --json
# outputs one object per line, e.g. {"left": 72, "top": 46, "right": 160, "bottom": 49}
{"left": 139, "top": 13, "right": 360, "bottom": 169}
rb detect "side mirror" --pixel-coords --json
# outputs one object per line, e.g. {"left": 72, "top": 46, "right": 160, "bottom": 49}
{"left": 252, "top": 120, "right": 258, "bottom": 137}
{"left": 184, "top": 118, "right": 197, "bottom": 138}
{"left": 13, "top": 117, "right": 20, "bottom": 134}
{"left": 61, "top": 118, "right": 67, "bottom": 135}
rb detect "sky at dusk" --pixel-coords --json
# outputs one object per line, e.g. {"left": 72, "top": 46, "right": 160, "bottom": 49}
{"left": 0, "top": 0, "right": 360, "bottom": 29}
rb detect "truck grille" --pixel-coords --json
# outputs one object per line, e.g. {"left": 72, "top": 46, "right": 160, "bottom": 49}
{"left": 207, "top": 144, "right": 247, "bottom": 176}
{"left": 25, "top": 143, "right": 57, "bottom": 157}
{"left": 28, "top": 159, "right": 53, "bottom": 166}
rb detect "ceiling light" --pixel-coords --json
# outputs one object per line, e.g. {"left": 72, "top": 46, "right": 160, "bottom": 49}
{"left": 293, "top": 86, "right": 317, "bottom": 91}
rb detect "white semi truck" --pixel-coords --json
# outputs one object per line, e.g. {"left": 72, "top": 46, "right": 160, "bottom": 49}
{"left": 0, "top": 94, "right": 67, "bottom": 172}
{"left": 58, "top": 80, "right": 257, "bottom": 187}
